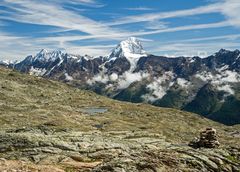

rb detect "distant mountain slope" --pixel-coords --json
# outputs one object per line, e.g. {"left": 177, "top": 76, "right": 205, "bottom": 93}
{"left": 3, "top": 37, "right": 240, "bottom": 125}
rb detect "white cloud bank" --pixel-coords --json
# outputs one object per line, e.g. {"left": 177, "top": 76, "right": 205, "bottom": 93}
{"left": 195, "top": 67, "right": 240, "bottom": 95}
{"left": 142, "top": 71, "right": 175, "bottom": 102}
{"left": 88, "top": 70, "right": 150, "bottom": 90}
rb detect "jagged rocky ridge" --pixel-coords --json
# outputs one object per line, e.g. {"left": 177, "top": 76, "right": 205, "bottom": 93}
{"left": 3, "top": 37, "right": 240, "bottom": 125}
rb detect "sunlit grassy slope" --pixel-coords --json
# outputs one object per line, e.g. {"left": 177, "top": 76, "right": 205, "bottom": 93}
{"left": 0, "top": 67, "right": 239, "bottom": 145}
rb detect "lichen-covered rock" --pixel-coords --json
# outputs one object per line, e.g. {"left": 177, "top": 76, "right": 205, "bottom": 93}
{"left": 0, "top": 128, "right": 239, "bottom": 171}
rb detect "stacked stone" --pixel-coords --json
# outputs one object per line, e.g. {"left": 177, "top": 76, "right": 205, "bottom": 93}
{"left": 189, "top": 127, "right": 220, "bottom": 148}
{"left": 198, "top": 128, "right": 220, "bottom": 148}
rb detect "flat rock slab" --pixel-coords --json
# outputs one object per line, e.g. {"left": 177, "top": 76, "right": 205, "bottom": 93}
{"left": 0, "top": 130, "right": 239, "bottom": 172}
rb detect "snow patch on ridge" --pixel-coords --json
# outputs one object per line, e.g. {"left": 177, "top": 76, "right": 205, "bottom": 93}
{"left": 65, "top": 73, "right": 73, "bottom": 81}
{"left": 217, "top": 85, "right": 235, "bottom": 95}
{"left": 176, "top": 78, "right": 191, "bottom": 88}
{"left": 29, "top": 66, "right": 47, "bottom": 76}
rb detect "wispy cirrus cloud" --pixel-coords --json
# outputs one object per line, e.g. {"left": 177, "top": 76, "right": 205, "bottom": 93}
{"left": 0, "top": 0, "right": 128, "bottom": 39}
{"left": 124, "top": 7, "right": 154, "bottom": 11}
{"left": 0, "top": 30, "right": 115, "bottom": 59}
{"left": 0, "top": 31, "right": 41, "bottom": 59}
{"left": 145, "top": 32, "right": 240, "bottom": 57}
{"left": 33, "top": 20, "right": 231, "bottom": 43}
{"left": 108, "top": 0, "right": 240, "bottom": 30}
{"left": 0, "top": 0, "right": 132, "bottom": 59}
{"left": 173, "top": 34, "right": 240, "bottom": 43}
{"left": 221, "top": 0, "right": 240, "bottom": 28}
{"left": 108, "top": 3, "right": 223, "bottom": 26}
{"left": 145, "top": 21, "right": 169, "bottom": 30}
{"left": 64, "top": 44, "right": 115, "bottom": 56}
{"left": 132, "top": 21, "right": 230, "bottom": 37}
{"left": 45, "top": 0, "right": 104, "bottom": 7}
{"left": 0, "top": 0, "right": 240, "bottom": 60}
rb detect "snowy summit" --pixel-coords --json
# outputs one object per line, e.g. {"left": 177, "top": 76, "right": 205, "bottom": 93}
{"left": 109, "top": 37, "right": 147, "bottom": 59}
{"left": 33, "top": 49, "right": 65, "bottom": 62}
{"left": 108, "top": 37, "right": 147, "bottom": 70}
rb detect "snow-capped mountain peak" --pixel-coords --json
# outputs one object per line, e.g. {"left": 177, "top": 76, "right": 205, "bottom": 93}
{"left": 38, "top": 49, "right": 48, "bottom": 55}
{"left": 120, "top": 37, "right": 146, "bottom": 55}
{"left": 108, "top": 37, "right": 147, "bottom": 71}
{"left": 33, "top": 49, "right": 65, "bottom": 62}
{"left": 109, "top": 37, "right": 146, "bottom": 59}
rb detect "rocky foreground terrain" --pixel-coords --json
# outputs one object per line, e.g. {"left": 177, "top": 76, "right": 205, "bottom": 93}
{"left": 0, "top": 67, "right": 239, "bottom": 171}
{"left": 0, "top": 129, "right": 240, "bottom": 172}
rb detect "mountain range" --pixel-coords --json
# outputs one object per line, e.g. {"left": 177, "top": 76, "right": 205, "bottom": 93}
{"left": 1, "top": 37, "right": 240, "bottom": 125}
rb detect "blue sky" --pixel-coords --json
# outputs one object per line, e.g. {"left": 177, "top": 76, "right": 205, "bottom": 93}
{"left": 0, "top": 0, "right": 240, "bottom": 60}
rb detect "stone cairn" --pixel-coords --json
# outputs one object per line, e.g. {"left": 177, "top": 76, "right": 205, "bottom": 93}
{"left": 189, "top": 127, "right": 220, "bottom": 148}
